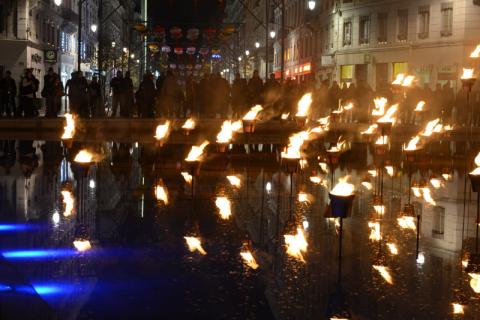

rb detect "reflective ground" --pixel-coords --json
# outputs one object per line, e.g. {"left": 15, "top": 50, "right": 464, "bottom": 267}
{"left": 0, "top": 139, "right": 479, "bottom": 319}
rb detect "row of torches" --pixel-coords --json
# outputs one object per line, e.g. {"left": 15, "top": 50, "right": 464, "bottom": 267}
{"left": 58, "top": 47, "right": 480, "bottom": 314}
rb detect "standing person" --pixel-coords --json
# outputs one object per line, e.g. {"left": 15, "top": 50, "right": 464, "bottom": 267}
{"left": 1, "top": 71, "right": 16, "bottom": 117}
{"left": 231, "top": 73, "right": 248, "bottom": 117}
{"left": 76, "top": 72, "right": 89, "bottom": 118}
{"left": 18, "top": 69, "right": 37, "bottom": 118}
{"left": 89, "top": 76, "right": 103, "bottom": 118}
{"left": 185, "top": 75, "right": 197, "bottom": 117}
{"left": 160, "top": 70, "right": 182, "bottom": 117}
{"left": 136, "top": 72, "right": 156, "bottom": 118}
{"left": 263, "top": 73, "right": 281, "bottom": 114}
{"left": 65, "top": 72, "right": 77, "bottom": 113}
{"left": 42, "top": 68, "right": 56, "bottom": 117}
{"left": 196, "top": 72, "right": 211, "bottom": 117}
{"left": 121, "top": 71, "right": 134, "bottom": 117}
{"left": 210, "top": 72, "right": 229, "bottom": 117}
{"left": 44, "top": 73, "right": 63, "bottom": 117}
{"left": 109, "top": 70, "right": 123, "bottom": 117}
{"left": 247, "top": 70, "right": 263, "bottom": 106}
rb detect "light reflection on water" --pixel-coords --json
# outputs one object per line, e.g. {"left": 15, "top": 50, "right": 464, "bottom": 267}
{"left": 0, "top": 139, "right": 479, "bottom": 318}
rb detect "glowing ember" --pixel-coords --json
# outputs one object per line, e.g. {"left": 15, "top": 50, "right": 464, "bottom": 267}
{"left": 284, "top": 228, "right": 308, "bottom": 262}
{"left": 296, "top": 93, "right": 313, "bottom": 117}
{"left": 398, "top": 216, "right": 416, "bottom": 230}
{"left": 375, "top": 135, "right": 389, "bottom": 145}
{"left": 281, "top": 131, "right": 311, "bottom": 159}
{"left": 61, "top": 113, "right": 76, "bottom": 139}
{"left": 404, "top": 136, "right": 421, "bottom": 151}
{"left": 471, "top": 152, "right": 480, "bottom": 175}
{"left": 240, "top": 250, "right": 259, "bottom": 269}
{"left": 226, "top": 175, "right": 242, "bottom": 188}
{"left": 61, "top": 190, "right": 74, "bottom": 217}
{"left": 281, "top": 113, "right": 290, "bottom": 120}
{"left": 387, "top": 242, "right": 399, "bottom": 255}
{"left": 298, "top": 192, "right": 311, "bottom": 203}
{"left": 368, "top": 222, "right": 382, "bottom": 241}
{"left": 215, "top": 197, "right": 232, "bottom": 220}
{"left": 377, "top": 104, "right": 398, "bottom": 124}
{"left": 181, "top": 172, "right": 193, "bottom": 184}
{"left": 185, "top": 141, "right": 209, "bottom": 162}
{"left": 385, "top": 166, "right": 394, "bottom": 177}
{"left": 243, "top": 105, "right": 263, "bottom": 120}
{"left": 469, "top": 273, "right": 480, "bottom": 293}
{"left": 182, "top": 118, "right": 196, "bottom": 130}
{"left": 74, "top": 149, "right": 94, "bottom": 163}
{"left": 154, "top": 121, "right": 171, "bottom": 140}
{"left": 361, "top": 124, "right": 378, "bottom": 135}
{"left": 414, "top": 101, "right": 426, "bottom": 112}
{"left": 372, "top": 97, "right": 388, "bottom": 116}
{"left": 184, "top": 236, "right": 207, "bottom": 255}
{"left": 461, "top": 68, "right": 475, "bottom": 80}
{"left": 373, "top": 265, "right": 393, "bottom": 284}
{"left": 430, "top": 178, "right": 443, "bottom": 189}
{"left": 73, "top": 240, "right": 92, "bottom": 252}
{"left": 421, "top": 118, "right": 440, "bottom": 137}
{"left": 452, "top": 303, "right": 465, "bottom": 315}
{"left": 217, "top": 120, "right": 237, "bottom": 143}
{"left": 471, "top": 44, "right": 480, "bottom": 58}
{"left": 154, "top": 184, "right": 169, "bottom": 205}
{"left": 330, "top": 176, "right": 355, "bottom": 197}
{"left": 374, "top": 205, "right": 385, "bottom": 216}
{"left": 362, "top": 181, "right": 373, "bottom": 190}
{"left": 392, "top": 73, "right": 405, "bottom": 85}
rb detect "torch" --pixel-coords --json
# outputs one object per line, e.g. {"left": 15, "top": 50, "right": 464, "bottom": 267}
{"left": 181, "top": 118, "right": 196, "bottom": 136}
{"left": 242, "top": 105, "right": 263, "bottom": 133}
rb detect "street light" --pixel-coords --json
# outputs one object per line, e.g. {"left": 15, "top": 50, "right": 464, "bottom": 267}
{"left": 123, "top": 47, "right": 128, "bottom": 53}
{"left": 111, "top": 41, "right": 116, "bottom": 48}
{"left": 238, "top": 56, "right": 242, "bottom": 61}
{"left": 270, "top": 30, "right": 276, "bottom": 39}
{"left": 245, "top": 50, "right": 250, "bottom": 56}
{"left": 54, "top": 0, "right": 62, "bottom": 6}
{"left": 130, "top": 53, "right": 135, "bottom": 59}
{"left": 255, "top": 42, "right": 260, "bottom": 48}
{"left": 91, "top": 24, "right": 97, "bottom": 33}
{"left": 308, "top": 0, "right": 316, "bottom": 10}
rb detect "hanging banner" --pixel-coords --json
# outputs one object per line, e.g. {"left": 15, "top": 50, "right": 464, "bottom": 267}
{"left": 186, "top": 28, "right": 200, "bottom": 41}
{"left": 161, "top": 45, "right": 171, "bottom": 53}
{"left": 174, "top": 47, "right": 184, "bottom": 55}
{"left": 186, "top": 47, "right": 196, "bottom": 55}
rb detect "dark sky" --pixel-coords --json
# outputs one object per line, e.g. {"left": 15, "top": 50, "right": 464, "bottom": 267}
{"left": 149, "top": 0, "right": 226, "bottom": 26}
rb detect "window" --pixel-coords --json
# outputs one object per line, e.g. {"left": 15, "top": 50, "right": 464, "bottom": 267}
{"left": 377, "top": 13, "right": 388, "bottom": 43}
{"left": 359, "top": 16, "right": 370, "bottom": 45}
{"left": 441, "top": 2, "right": 453, "bottom": 37}
{"left": 397, "top": 9, "right": 408, "bottom": 41}
{"left": 418, "top": 6, "right": 430, "bottom": 39}
{"left": 432, "top": 206, "right": 445, "bottom": 238}
{"left": 343, "top": 18, "right": 352, "bottom": 46}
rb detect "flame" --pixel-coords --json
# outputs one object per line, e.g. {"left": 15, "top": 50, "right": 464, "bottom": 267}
{"left": 296, "top": 93, "right": 313, "bottom": 117}
{"left": 61, "top": 190, "right": 74, "bottom": 217}
{"left": 217, "top": 120, "right": 237, "bottom": 143}
{"left": 154, "top": 121, "right": 171, "bottom": 140}
{"left": 343, "top": 102, "right": 353, "bottom": 110}
{"left": 215, "top": 197, "right": 232, "bottom": 220}
{"left": 462, "top": 259, "right": 469, "bottom": 268}
{"left": 61, "top": 113, "right": 76, "bottom": 139}
{"left": 185, "top": 141, "right": 209, "bottom": 162}
{"left": 154, "top": 184, "right": 169, "bottom": 205}
{"left": 298, "top": 192, "right": 311, "bottom": 203}
{"left": 361, "top": 124, "right": 378, "bottom": 135}
{"left": 471, "top": 44, "right": 480, "bottom": 58}
{"left": 182, "top": 118, "right": 196, "bottom": 130}
{"left": 421, "top": 118, "right": 440, "bottom": 137}
{"left": 181, "top": 172, "right": 193, "bottom": 184}
{"left": 398, "top": 216, "right": 416, "bottom": 230}
{"left": 299, "top": 159, "right": 308, "bottom": 169}
{"left": 387, "top": 242, "right": 398, "bottom": 255}
{"left": 412, "top": 186, "right": 422, "bottom": 198}
{"left": 243, "top": 105, "right": 263, "bottom": 120}
{"left": 442, "top": 173, "right": 453, "bottom": 181}
{"left": 368, "top": 170, "right": 378, "bottom": 177}
{"left": 392, "top": 74, "right": 405, "bottom": 85}
{"left": 73, "top": 240, "right": 92, "bottom": 252}
{"left": 421, "top": 187, "right": 436, "bottom": 206}
{"left": 310, "top": 176, "right": 328, "bottom": 188}
{"left": 372, "top": 97, "right": 388, "bottom": 116}
{"left": 404, "top": 136, "right": 421, "bottom": 151}
{"left": 377, "top": 104, "right": 398, "bottom": 124}
{"left": 74, "top": 149, "right": 94, "bottom": 163}
{"left": 331, "top": 105, "right": 344, "bottom": 115}
{"left": 362, "top": 181, "right": 373, "bottom": 190}
{"left": 469, "top": 273, "right": 480, "bottom": 293}
{"left": 368, "top": 222, "right": 382, "bottom": 241}
{"left": 281, "top": 113, "right": 290, "bottom": 120}
{"left": 331, "top": 176, "right": 355, "bottom": 197}
{"left": 318, "top": 116, "right": 330, "bottom": 126}
{"left": 385, "top": 166, "right": 394, "bottom": 177}
{"left": 281, "top": 131, "right": 311, "bottom": 159}
{"left": 240, "top": 250, "right": 259, "bottom": 269}
{"left": 319, "top": 162, "right": 328, "bottom": 173}
{"left": 374, "top": 205, "right": 385, "bottom": 216}
{"left": 184, "top": 236, "right": 207, "bottom": 255}
{"left": 444, "top": 124, "right": 454, "bottom": 131}
{"left": 375, "top": 136, "right": 389, "bottom": 145}
{"left": 226, "top": 175, "right": 241, "bottom": 188}
{"left": 284, "top": 228, "right": 308, "bottom": 262}
{"left": 472, "top": 152, "right": 480, "bottom": 175}
{"left": 401, "top": 75, "right": 415, "bottom": 87}
{"left": 452, "top": 303, "right": 465, "bottom": 315}
{"left": 414, "top": 101, "right": 426, "bottom": 112}
{"left": 461, "top": 68, "right": 475, "bottom": 80}
{"left": 430, "top": 178, "right": 443, "bottom": 189}
{"left": 373, "top": 265, "right": 393, "bottom": 284}
{"left": 327, "top": 139, "right": 346, "bottom": 153}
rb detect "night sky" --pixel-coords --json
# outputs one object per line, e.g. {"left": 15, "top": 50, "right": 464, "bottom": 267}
{"left": 149, "top": 0, "right": 226, "bottom": 26}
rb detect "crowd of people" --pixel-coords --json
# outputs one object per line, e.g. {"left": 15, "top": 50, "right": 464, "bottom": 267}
{"left": 0, "top": 67, "right": 476, "bottom": 124}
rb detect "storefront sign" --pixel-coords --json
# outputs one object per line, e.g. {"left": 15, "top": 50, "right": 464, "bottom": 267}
{"left": 44, "top": 50, "right": 57, "bottom": 64}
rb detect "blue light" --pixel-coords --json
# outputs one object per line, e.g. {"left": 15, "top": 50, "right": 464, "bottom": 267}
{"left": 0, "top": 283, "right": 12, "bottom": 292}
{"left": 33, "top": 285, "right": 64, "bottom": 295}
{"left": 0, "top": 224, "right": 38, "bottom": 232}
{"left": 2, "top": 249, "right": 78, "bottom": 260}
